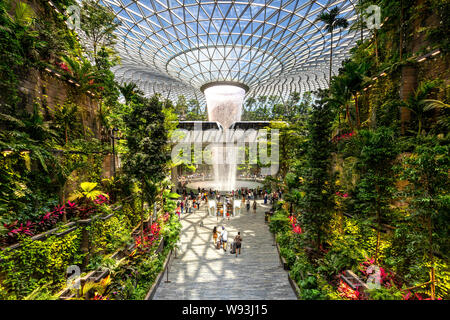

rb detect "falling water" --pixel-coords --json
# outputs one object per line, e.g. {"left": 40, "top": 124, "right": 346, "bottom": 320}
{"left": 204, "top": 85, "right": 245, "bottom": 191}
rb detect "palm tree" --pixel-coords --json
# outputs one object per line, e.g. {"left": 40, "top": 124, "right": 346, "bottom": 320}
{"left": 54, "top": 102, "right": 80, "bottom": 144}
{"left": 317, "top": 7, "right": 349, "bottom": 86}
{"left": 405, "top": 80, "right": 449, "bottom": 137}
{"left": 328, "top": 75, "right": 352, "bottom": 130}
{"left": 61, "top": 55, "right": 98, "bottom": 93}
{"left": 119, "top": 82, "right": 143, "bottom": 105}
{"left": 9, "top": 1, "right": 35, "bottom": 26}
{"left": 68, "top": 182, "right": 108, "bottom": 204}
{"left": 341, "top": 61, "right": 370, "bottom": 128}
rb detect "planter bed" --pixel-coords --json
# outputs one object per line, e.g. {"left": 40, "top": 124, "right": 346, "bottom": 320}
{"left": 340, "top": 270, "right": 370, "bottom": 298}
{"left": 1, "top": 201, "right": 125, "bottom": 251}
{"left": 86, "top": 269, "right": 110, "bottom": 283}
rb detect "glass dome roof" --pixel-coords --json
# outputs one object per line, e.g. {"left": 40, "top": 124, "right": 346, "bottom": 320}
{"left": 99, "top": 0, "right": 366, "bottom": 102}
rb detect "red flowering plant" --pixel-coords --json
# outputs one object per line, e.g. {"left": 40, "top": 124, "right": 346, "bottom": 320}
{"left": 3, "top": 220, "right": 34, "bottom": 242}
{"left": 358, "top": 258, "right": 394, "bottom": 288}
{"left": 65, "top": 200, "right": 78, "bottom": 219}
{"left": 1, "top": 200, "right": 84, "bottom": 245}
{"left": 289, "top": 215, "right": 302, "bottom": 234}
{"left": 56, "top": 62, "right": 69, "bottom": 72}
{"left": 331, "top": 131, "right": 356, "bottom": 143}
{"left": 337, "top": 277, "right": 364, "bottom": 300}
{"left": 293, "top": 225, "right": 302, "bottom": 234}
{"left": 134, "top": 222, "right": 161, "bottom": 250}
{"left": 35, "top": 205, "right": 64, "bottom": 233}
{"left": 401, "top": 290, "right": 440, "bottom": 300}
{"left": 94, "top": 194, "right": 109, "bottom": 205}
{"left": 335, "top": 191, "right": 349, "bottom": 198}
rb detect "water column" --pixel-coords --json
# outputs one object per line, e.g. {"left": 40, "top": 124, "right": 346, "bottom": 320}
{"left": 203, "top": 84, "right": 246, "bottom": 191}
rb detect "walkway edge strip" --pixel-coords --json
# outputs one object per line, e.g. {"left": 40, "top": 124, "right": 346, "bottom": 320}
{"left": 145, "top": 250, "right": 173, "bottom": 300}
{"left": 271, "top": 231, "right": 299, "bottom": 300}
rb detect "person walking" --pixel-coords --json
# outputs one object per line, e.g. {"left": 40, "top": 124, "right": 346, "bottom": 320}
{"left": 220, "top": 226, "right": 228, "bottom": 251}
{"left": 246, "top": 199, "right": 250, "bottom": 211}
{"left": 176, "top": 206, "right": 181, "bottom": 219}
{"left": 212, "top": 226, "right": 218, "bottom": 245}
{"left": 253, "top": 200, "right": 257, "bottom": 213}
{"left": 180, "top": 200, "right": 184, "bottom": 214}
{"left": 234, "top": 232, "right": 242, "bottom": 257}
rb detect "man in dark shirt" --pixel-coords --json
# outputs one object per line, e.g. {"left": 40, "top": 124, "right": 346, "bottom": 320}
{"left": 234, "top": 232, "right": 242, "bottom": 257}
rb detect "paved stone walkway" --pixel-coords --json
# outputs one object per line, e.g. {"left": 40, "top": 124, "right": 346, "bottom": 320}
{"left": 153, "top": 199, "right": 297, "bottom": 300}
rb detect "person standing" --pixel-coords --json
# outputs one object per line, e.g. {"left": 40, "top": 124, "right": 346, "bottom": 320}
{"left": 180, "top": 200, "right": 184, "bottom": 214}
{"left": 234, "top": 232, "right": 242, "bottom": 257}
{"left": 253, "top": 200, "right": 257, "bottom": 213}
{"left": 246, "top": 199, "right": 250, "bottom": 211}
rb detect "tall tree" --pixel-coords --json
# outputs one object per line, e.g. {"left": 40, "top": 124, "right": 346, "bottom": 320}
{"left": 299, "top": 90, "right": 335, "bottom": 251}
{"left": 317, "top": 7, "right": 349, "bottom": 86}
{"left": 123, "top": 94, "right": 169, "bottom": 246}
{"left": 80, "top": 0, "right": 120, "bottom": 64}
{"left": 401, "top": 136, "right": 450, "bottom": 300}
{"left": 175, "top": 95, "right": 188, "bottom": 120}
{"left": 353, "top": 127, "right": 397, "bottom": 263}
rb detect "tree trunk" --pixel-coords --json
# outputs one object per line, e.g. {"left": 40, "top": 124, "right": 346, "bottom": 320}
{"left": 141, "top": 179, "right": 145, "bottom": 247}
{"left": 346, "top": 103, "right": 353, "bottom": 130}
{"left": 400, "top": 0, "right": 404, "bottom": 60}
{"left": 317, "top": 224, "right": 321, "bottom": 251}
{"left": 355, "top": 93, "right": 360, "bottom": 128}
{"left": 428, "top": 215, "right": 436, "bottom": 299}
{"left": 417, "top": 118, "right": 423, "bottom": 137}
{"left": 61, "top": 183, "right": 67, "bottom": 222}
{"left": 360, "top": 14, "right": 364, "bottom": 43}
{"left": 80, "top": 224, "right": 90, "bottom": 271}
{"left": 375, "top": 31, "right": 379, "bottom": 66}
{"left": 329, "top": 30, "right": 334, "bottom": 86}
{"left": 375, "top": 185, "right": 381, "bottom": 263}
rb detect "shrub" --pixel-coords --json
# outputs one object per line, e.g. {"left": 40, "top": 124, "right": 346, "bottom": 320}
{"left": 269, "top": 209, "right": 290, "bottom": 234}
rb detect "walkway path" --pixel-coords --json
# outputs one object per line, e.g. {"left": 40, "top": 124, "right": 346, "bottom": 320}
{"left": 153, "top": 199, "right": 297, "bottom": 300}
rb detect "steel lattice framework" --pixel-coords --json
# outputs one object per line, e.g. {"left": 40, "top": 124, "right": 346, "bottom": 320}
{"left": 99, "top": 0, "right": 366, "bottom": 104}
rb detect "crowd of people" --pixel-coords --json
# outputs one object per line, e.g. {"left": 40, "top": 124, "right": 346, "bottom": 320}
{"left": 173, "top": 186, "right": 283, "bottom": 258}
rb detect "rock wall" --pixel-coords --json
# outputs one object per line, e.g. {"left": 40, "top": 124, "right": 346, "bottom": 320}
{"left": 18, "top": 67, "right": 102, "bottom": 140}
